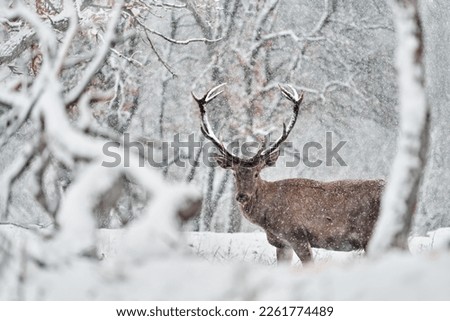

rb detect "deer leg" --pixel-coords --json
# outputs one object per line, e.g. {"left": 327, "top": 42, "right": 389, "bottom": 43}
{"left": 291, "top": 241, "right": 312, "bottom": 265}
{"left": 266, "top": 232, "right": 293, "bottom": 264}
{"left": 289, "top": 230, "right": 313, "bottom": 265}
{"left": 276, "top": 246, "right": 293, "bottom": 263}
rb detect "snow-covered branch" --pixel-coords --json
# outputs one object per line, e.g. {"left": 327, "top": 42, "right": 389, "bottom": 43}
{"left": 0, "top": 27, "right": 36, "bottom": 65}
{"left": 133, "top": 16, "right": 222, "bottom": 45}
{"left": 65, "top": 0, "right": 125, "bottom": 105}
{"left": 249, "top": 30, "right": 325, "bottom": 55}
{"left": 0, "top": 0, "right": 202, "bottom": 234}
{"left": 308, "top": 0, "right": 333, "bottom": 36}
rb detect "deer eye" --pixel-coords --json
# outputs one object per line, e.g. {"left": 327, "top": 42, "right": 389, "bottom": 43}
{"left": 254, "top": 173, "right": 258, "bottom": 178}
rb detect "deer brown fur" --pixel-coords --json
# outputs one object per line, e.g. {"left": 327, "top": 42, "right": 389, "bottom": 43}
{"left": 193, "top": 84, "right": 384, "bottom": 264}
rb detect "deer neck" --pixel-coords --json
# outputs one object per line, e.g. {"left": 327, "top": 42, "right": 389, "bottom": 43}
{"left": 238, "top": 178, "right": 266, "bottom": 225}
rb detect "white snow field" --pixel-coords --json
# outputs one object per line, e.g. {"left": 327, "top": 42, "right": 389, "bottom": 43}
{"left": 1, "top": 226, "right": 450, "bottom": 300}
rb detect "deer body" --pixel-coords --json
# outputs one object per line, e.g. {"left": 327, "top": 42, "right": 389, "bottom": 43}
{"left": 193, "top": 84, "right": 384, "bottom": 264}
{"left": 236, "top": 176, "right": 384, "bottom": 263}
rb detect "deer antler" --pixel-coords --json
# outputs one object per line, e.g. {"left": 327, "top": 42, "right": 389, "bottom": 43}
{"left": 192, "top": 83, "right": 241, "bottom": 164}
{"left": 260, "top": 84, "right": 303, "bottom": 157}
{"left": 193, "top": 83, "right": 303, "bottom": 165}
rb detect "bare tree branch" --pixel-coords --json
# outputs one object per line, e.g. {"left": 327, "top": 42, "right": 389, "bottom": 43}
{"left": 65, "top": 0, "right": 125, "bottom": 105}
{"left": 133, "top": 15, "right": 222, "bottom": 45}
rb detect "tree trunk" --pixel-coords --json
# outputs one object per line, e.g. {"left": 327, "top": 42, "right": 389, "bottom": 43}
{"left": 368, "top": 0, "right": 430, "bottom": 254}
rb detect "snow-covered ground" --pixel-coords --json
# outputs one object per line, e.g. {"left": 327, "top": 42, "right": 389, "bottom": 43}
{"left": 184, "top": 232, "right": 363, "bottom": 266}
{"left": 1, "top": 226, "right": 450, "bottom": 300}
{"left": 99, "top": 229, "right": 450, "bottom": 266}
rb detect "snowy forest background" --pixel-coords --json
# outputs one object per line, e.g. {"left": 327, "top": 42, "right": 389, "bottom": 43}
{"left": 0, "top": 0, "right": 449, "bottom": 300}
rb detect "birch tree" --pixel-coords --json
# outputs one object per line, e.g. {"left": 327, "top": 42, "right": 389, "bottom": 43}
{"left": 368, "top": 0, "right": 430, "bottom": 254}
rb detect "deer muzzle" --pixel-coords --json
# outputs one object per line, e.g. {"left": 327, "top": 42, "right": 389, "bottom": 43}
{"left": 236, "top": 192, "right": 251, "bottom": 204}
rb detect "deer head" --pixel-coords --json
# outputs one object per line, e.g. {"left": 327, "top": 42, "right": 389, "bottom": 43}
{"left": 192, "top": 84, "right": 303, "bottom": 204}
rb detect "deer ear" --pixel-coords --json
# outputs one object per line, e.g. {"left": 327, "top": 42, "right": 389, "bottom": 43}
{"left": 214, "top": 154, "right": 233, "bottom": 169}
{"left": 265, "top": 150, "right": 280, "bottom": 167}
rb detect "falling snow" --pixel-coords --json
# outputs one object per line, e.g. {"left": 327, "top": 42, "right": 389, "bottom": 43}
{"left": 0, "top": 0, "right": 449, "bottom": 301}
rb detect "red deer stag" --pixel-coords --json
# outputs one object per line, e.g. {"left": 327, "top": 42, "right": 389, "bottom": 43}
{"left": 193, "top": 84, "right": 384, "bottom": 265}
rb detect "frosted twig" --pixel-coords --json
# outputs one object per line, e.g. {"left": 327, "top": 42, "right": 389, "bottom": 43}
{"left": 152, "top": 1, "right": 186, "bottom": 9}
{"left": 143, "top": 29, "right": 176, "bottom": 77}
{"left": 134, "top": 17, "right": 222, "bottom": 45}
{"left": 0, "top": 137, "right": 43, "bottom": 220}
{"left": 252, "top": 0, "right": 280, "bottom": 41}
{"left": 4, "top": 3, "right": 57, "bottom": 61}
{"left": 63, "top": 52, "right": 96, "bottom": 68}
{"left": 0, "top": 222, "right": 53, "bottom": 232}
{"left": 65, "top": 0, "right": 125, "bottom": 105}
{"left": 54, "top": 2, "right": 78, "bottom": 75}
{"left": 329, "top": 18, "right": 394, "bottom": 32}
{"left": 110, "top": 48, "right": 143, "bottom": 66}
{"left": 0, "top": 87, "right": 43, "bottom": 150}
{"left": 307, "top": 0, "right": 332, "bottom": 36}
